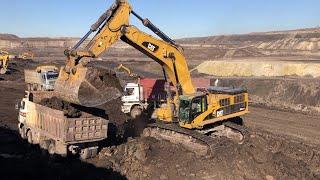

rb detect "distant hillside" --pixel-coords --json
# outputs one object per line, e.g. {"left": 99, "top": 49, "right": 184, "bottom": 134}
{"left": 0, "top": 34, "right": 20, "bottom": 41}
{"left": 176, "top": 27, "right": 320, "bottom": 59}
{"left": 1, "top": 27, "right": 319, "bottom": 60}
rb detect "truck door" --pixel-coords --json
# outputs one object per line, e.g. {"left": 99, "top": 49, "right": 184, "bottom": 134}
{"left": 18, "top": 100, "right": 27, "bottom": 123}
{"left": 42, "top": 74, "right": 47, "bottom": 84}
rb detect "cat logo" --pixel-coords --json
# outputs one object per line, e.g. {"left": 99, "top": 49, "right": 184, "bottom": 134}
{"left": 142, "top": 42, "right": 159, "bottom": 52}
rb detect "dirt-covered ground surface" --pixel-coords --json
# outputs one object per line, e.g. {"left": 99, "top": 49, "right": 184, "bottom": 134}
{"left": 0, "top": 60, "right": 320, "bottom": 180}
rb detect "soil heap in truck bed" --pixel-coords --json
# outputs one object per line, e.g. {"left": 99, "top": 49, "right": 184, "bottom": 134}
{"left": 39, "top": 97, "right": 82, "bottom": 118}
{"left": 39, "top": 96, "right": 107, "bottom": 119}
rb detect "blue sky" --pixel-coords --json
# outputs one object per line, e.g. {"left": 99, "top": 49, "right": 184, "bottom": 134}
{"left": 1, "top": 0, "right": 319, "bottom": 38}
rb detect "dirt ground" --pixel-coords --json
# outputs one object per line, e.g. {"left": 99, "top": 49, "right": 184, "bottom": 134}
{"left": 0, "top": 60, "right": 320, "bottom": 180}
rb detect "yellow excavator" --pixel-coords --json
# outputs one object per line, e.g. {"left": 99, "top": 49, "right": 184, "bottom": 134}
{"left": 116, "top": 64, "right": 138, "bottom": 77}
{"left": 0, "top": 50, "right": 10, "bottom": 74}
{"left": 55, "top": 0, "right": 249, "bottom": 152}
{"left": 19, "top": 51, "right": 34, "bottom": 60}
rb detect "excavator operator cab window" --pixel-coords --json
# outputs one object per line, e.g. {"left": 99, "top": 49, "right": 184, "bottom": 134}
{"left": 190, "top": 96, "right": 207, "bottom": 120}
{"left": 179, "top": 95, "right": 208, "bottom": 123}
{"left": 179, "top": 99, "right": 190, "bottom": 123}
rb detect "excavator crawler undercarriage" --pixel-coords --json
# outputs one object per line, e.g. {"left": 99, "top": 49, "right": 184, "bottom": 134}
{"left": 143, "top": 118, "right": 249, "bottom": 156}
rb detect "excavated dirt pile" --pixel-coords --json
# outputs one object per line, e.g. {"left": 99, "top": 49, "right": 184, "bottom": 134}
{"left": 39, "top": 97, "right": 82, "bottom": 118}
{"left": 0, "top": 59, "right": 37, "bottom": 82}
{"left": 215, "top": 78, "right": 320, "bottom": 113}
{"left": 96, "top": 129, "right": 320, "bottom": 179}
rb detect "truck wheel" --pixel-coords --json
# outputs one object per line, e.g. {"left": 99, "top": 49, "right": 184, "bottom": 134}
{"left": 130, "top": 106, "right": 142, "bottom": 119}
{"left": 80, "top": 148, "right": 90, "bottom": 160}
{"left": 40, "top": 139, "right": 50, "bottom": 150}
{"left": 40, "top": 140, "right": 50, "bottom": 156}
{"left": 19, "top": 126, "right": 27, "bottom": 140}
{"left": 27, "top": 130, "right": 33, "bottom": 144}
{"left": 80, "top": 147, "right": 98, "bottom": 160}
{"left": 48, "top": 141, "right": 56, "bottom": 155}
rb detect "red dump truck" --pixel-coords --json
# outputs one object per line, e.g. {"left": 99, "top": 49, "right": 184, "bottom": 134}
{"left": 121, "top": 78, "right": 210, "bottom": 118}
{"left": 17, "top": 91, "right": 109, "bottom": 159}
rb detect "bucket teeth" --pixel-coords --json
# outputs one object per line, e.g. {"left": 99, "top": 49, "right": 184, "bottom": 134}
{"left": 54, "top": 64, "right": 123, "bottom": 107}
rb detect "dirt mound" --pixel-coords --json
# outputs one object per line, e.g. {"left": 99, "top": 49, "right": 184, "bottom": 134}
{"left": 39, "top": 97, "right": 82, "bottom": 118}
{"left": 0, "top": 34, "right": 20, "bottom": 41}
{"left": 98, "top": 98, "right": 149, "bottom": 140}
{"left": 0, "top": 127, "right": 125, "bottom": 180}
{"left": 0, "top": 59, "right": 37, "bottom": 82}
{"left": 215, "top": 77, "right": 320, "bottom": 113}
{"left": 96, "top": 129, "right": 320, "bottom": 179}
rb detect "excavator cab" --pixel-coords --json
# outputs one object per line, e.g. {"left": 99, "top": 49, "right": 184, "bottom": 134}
{"left": 179, "top": 94, "right": 208, "bottom": 124}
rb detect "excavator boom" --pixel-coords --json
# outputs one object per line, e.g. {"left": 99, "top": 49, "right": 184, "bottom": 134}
{"left": 55, "top": 0, "right": 195, "bottom": 107}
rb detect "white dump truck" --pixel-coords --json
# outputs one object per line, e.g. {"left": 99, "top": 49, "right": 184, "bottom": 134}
{"left": 17, "top": 91, "right": 109, "bottom": 159}
{"left": 24, "top": 65, "right": 59, "bottom": 91}
{"left": 121, "top": 78, "right": 211, "bottom": 118}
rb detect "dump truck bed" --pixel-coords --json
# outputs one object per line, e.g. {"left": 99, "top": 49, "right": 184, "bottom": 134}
{"left": 23, "top": 92, "right": 108, "bottom": 144}
{"left": 24, "top": 69, "right": 42, "bottom": 84}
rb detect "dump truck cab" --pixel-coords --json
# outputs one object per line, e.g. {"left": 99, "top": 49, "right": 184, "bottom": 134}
{"left": 41, "top": 70, "right": 59, "bottom": 90}
{"left": 25, "top": 66, "right": 59, "bottom": 91}
{"left": 18, "top": 94, "right": 28, "bottom": 125}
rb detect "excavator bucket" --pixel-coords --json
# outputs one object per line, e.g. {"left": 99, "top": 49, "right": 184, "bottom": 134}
{"left": 54, "top": 63, "right": 123, "bottom": 107}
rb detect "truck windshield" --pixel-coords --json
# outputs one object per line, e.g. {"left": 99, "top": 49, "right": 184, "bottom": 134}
{"left": 125, "top": 88, "right": 134, "bottom": 96}
{"left": 46, "top": 72, "right": 58, "bottom": 80}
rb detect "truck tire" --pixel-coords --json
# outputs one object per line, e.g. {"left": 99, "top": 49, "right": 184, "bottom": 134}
{"left": 19, "top": 126, "right": 27, "bottom": 140}
{"left": 40, "top": 139, "right": 50, "bottom": 150}
{"left": 130, "top": 106, "right": 142, "bottom": 119}
{"left": 27, "top": 130, "right": 33, "bottom": 144}
{"left": 48, "top": 141, "right": 56, "bottom": 155}
{"left": 80, "top": 148, "right": 90, "bottom": 160}
{"left": 40, "top": 140, "right": 50, "bottom": 156}
{"left": 80, "top": 147, "right": 98, "bottom": 160}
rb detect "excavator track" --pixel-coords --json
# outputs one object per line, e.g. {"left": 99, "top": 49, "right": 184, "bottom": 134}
{"left": 223, "top": 121, "right": 250, "bottom": 139}
{"left": 146, "top": 121, "right": 249, "bottom": 155}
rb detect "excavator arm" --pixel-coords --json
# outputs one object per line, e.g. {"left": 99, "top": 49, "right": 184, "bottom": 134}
{"left": 120, "top": 25, "right": 195, "bottom": 95}
{"left": 56, "top": 0, "right": 195, "bottom": 107}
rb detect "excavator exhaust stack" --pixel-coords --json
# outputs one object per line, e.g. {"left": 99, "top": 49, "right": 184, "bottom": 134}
{"left": 54, "top": 63, "right": 123, "bottom": 107}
